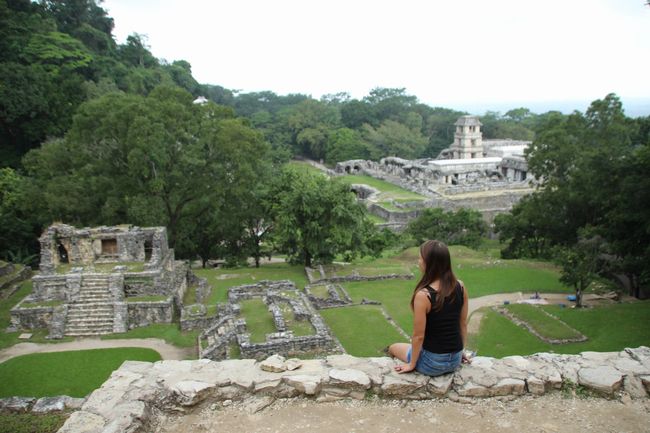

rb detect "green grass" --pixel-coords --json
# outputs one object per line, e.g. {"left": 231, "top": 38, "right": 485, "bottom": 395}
{"left": 506, "top": 304, "right": 583, "bottom": 340}
{"left": 473, "top": 302, "right": 650, "bottom": 358}
{"left": 320, "top": 305, "right": 406, "bottom": 357}
{"left": 278, "top": 302, "right": 314, "bottom": 336}
{"left": 239, "top": 299, "right": 275, "bottom": 343}
{"left": 0, "top": 348, "right": 161, "bottom": 398}
{"left": 339, "top": 175, "right": 425, "bottom": 200}
{"left": 0, "top": 413, "right": 69, "bottom": 433}
{"left": 101, "top": 324, "right": 199, "bottom": 348}
{"left": 366, "top": 213, "right": 387, "bottom": 224}
{"left": 194, "top": 262, "right": 309, "bottom": 305}
{"left": 0, "top": 265, "right": 24, "bottom": 288}
{"left": 183, "top": 284, "right": 197, "bottom": 304}
{"left": 125, "top": 295, "right": 168, "bottom": 302}
{"left": 286, "top": 160, "right": 329, "bottom": 176}
{"left": 309, "top": 285, "right": 330, "bottom": 298}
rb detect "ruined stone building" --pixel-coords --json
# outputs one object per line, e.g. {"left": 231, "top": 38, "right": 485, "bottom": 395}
{"left": 335, "top": 115, "right": 534, "bottom": 227}
{"left": 10, "top": 224, "right": 188, "bottom": 337}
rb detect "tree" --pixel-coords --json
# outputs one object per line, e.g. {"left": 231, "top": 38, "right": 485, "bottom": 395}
{"left": 362, "top": 120, "right": 427, "bottom": 159}
{"left": 557, "top": 233, "right": 605, "bottom": 308}
{"left": 406, "top": 208, "right": 486, "bottom": 249}
{"left": 24, "top": 85, "right": 270, "bottom": 255}
{"left": 325, "top": 128, "right": 373, "bottom": 164}
{"left": 269, "top": 167, "right": 379, "bottom": 267}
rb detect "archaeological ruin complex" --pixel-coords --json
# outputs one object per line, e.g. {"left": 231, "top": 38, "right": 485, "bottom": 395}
{"left": 10, "top": 224, "right": 188, "bottom": 338}
{"left": 336, "top": 115, "right": 534, "bottom": 228}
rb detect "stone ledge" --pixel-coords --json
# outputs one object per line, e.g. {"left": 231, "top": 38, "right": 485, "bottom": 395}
{"left": 57, "top": 347, "right": 650, "bottom": 433}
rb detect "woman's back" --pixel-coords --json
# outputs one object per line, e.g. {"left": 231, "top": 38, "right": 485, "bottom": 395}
{"left": 423, "top": 282, "right": 464, "bottom": 354}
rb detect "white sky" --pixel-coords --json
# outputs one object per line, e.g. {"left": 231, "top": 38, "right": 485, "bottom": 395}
{"left": 103, "top": 0, "right": 650, "bottom": 112}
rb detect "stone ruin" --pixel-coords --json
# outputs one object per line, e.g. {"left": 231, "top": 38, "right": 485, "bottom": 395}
{"left": 188, "top": 280, "right": 340, "bottom": 361}
{"left": 335, "top": 115, "right": 535, "bottom": 228}
{"left": 9, "top": 224, "right": 190, "bottom": 338}
{"left": 55, "top": 347, "right": 650, "bottom": 432}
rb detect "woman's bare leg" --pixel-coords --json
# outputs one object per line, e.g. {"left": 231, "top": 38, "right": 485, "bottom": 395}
{"left": 388, "top": 343, "right": 410, "bottom": 362}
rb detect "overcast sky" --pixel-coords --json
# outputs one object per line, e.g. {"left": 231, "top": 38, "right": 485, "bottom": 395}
{"left": 103, "top": 0, "right": 650, "bottom": 113}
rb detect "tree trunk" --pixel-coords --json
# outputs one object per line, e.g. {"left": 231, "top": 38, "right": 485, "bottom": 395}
{"left": 304, "top": 250, "right": 312, "bottom": 268}
{"left": 202, "top": 257, "right": 207, "bottom": 268}
{"left": 576, "top": 281, "right": 584, "bottom": 308}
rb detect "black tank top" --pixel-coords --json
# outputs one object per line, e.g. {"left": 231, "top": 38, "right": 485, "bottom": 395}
{"left": 422, "top": 281, "right": 463, "bottom": 354}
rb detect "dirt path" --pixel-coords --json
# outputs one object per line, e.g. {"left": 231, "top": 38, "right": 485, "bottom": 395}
{"left": 0, "top": 338, "right": 193, "bottom": 363}
{"left": 152, "top": 394, "right": 650, "bottom": 433}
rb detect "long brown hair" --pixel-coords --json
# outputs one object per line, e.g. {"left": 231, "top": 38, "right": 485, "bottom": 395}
{"left": 410, "top": 240, "right": 458, "bottom": 312}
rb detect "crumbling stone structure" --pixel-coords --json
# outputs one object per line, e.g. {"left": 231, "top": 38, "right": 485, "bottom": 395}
{"left": 56, "top": 347, "right": 650, "bottom": 432}
{"left": 10, "top": 224, "right": 189, "bottom": 338}
{"left": 335, "top": 116, "right": 534, "bottom": 229}
{"left": 198, "top": 280, "right": 338, "bottom": 361}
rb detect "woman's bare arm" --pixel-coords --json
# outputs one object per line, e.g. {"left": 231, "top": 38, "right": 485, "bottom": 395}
{"left": 460, "top": 282, "right": 470, "bottom": 362}
{"left": 395, "top": 290, "right": 428, "bottom": 373}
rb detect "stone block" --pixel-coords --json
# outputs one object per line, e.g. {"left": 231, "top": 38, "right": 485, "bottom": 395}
{"left": 282, "top": 375, "right": 322, "bottom": 395}
{"left": 577, "top": 366, "right": 623, "bottom": 395}
{"left": 0, "top": 397, "right": 34, "bottom": 413}
{"left": 526, "top": 376, "right": 545, "bottom": 395}
{"left": 32, "top": 396, "right": 66, "bottom": 413}
{"left": 57, "top": 410, "right": 106, "bottom": 433}
{"left": 328, "top": 368, "right": 371, "bottom": 389}
{"left": 170, "top": 380, "right": 215, "bottom": 406}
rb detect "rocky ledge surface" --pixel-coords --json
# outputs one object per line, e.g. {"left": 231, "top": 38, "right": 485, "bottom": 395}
{"left": 58, "top": 347, "right": 650, "bottom": 433}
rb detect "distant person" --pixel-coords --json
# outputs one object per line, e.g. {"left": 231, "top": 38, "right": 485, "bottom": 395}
{"left": 388, "top": 240, "right": 470, "bottom": 376}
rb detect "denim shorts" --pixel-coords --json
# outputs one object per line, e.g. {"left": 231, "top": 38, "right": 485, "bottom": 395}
{"left": 406, "top": 347, "right": 462, "bottom": 377}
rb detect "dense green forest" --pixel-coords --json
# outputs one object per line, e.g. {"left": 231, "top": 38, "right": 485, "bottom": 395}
{"left": 0, "top": 1, "right": 648, "bottom": 296}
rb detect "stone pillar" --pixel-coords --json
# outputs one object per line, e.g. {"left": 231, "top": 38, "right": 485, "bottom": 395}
{"left": 48, "top": 304, "right": 68, "bottom": 339}
{"left": 109, "top": 274, "right": 125, "bottom": 301}
{"left": 65, "top": 274, "right": 82, "bottom": 303}
{"left": 113, "top": 302, "right": 128, "bottom": 333}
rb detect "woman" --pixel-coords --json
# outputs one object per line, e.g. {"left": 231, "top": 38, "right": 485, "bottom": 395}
{"left": 389, "top": 240, "right": 470, "bottom": 376}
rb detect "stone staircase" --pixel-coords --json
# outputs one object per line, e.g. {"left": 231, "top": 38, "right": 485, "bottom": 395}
{"left": 65, "top": 275, "right": 115, "bottom": 337}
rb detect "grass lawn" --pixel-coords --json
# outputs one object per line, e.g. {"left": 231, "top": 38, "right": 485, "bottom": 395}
{"left": 320, "top": 305, "right": 406, "bottom": 357}
{"left": 472, "top": 301, "right": 650, "bottom": 358}
{"left": 278, "top": 302, "right": 314, "bottom": 336}
{"left": 194, "top": 262, "right": 309, "bottom": 305}
{"left": 125, "top": 295, "right": 169, "bottom": 302}
{"left": 286, "top": 160, "right": 329, "bottom": 176}
{"left": 366, "top": 213, "right": 387, "bottom": 224}
{"left": 0, "top": 413, "right": 69, "bottom": 433}
{"left": 505, "top": 304, "right": 583, "bottom": 340}
{"left": 101, "top": 324, "right": 199, "bottom": 348}
{"left": 239, "top": 299, "right": 275, "bottom": 343}
{"left": 0, "top": 348, "right": 161, "bottom": 398}
{"left": 339, "top": 175, "right": 425, "bottom": 202}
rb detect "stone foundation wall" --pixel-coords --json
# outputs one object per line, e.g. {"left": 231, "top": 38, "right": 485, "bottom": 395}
{"left": 239, "top": 334, "right": 334, "bottom": 360}
{"left": 127, "top": 299, "right": 173, "bottom": 329}
{"left": 31, "top": 275, "right": 68, "bottom": 302}
{"left": 9, "top": 305, "right": 54, "bottom": 329}
{"left": 56, "top": 347, "right": 650, "bottom": 433}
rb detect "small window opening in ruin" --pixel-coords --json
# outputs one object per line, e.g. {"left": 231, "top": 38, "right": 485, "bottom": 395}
{"left": 353, "top": 165, "right": 360, "bottom": 173}
{"left": 144, "top": 239, "right": 153, "bottom": 261}
{"left": 521, "top": 171, "right": 527, "bottom": 181}
{"left": 101, "top": 239, "right": 118, "bottom": 255}
{"left": 57, "top": 243, "right": 69, "bottom": 264}
{"left": 345, "top": 166, "right": 351, "bottom": 174}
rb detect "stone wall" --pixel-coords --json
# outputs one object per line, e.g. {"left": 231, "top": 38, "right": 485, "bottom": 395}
{"left": 9, "top": 304, "right": 55, "bottom": 329}
{"left": 56, "top": 347, "right": 650, "bottom": 433}
{"left": 305, "top": 266, "right": 413, "bottom": 285}
{"left": 127, "top": 299, "right": 173, "bottom": 329}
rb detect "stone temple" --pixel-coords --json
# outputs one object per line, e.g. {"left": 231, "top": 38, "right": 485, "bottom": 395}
{"left": 336, "top": 115, "right": 534, "bottom": 228}
{"left": 10, "top": 224, "right": 188, "bottom": 338}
